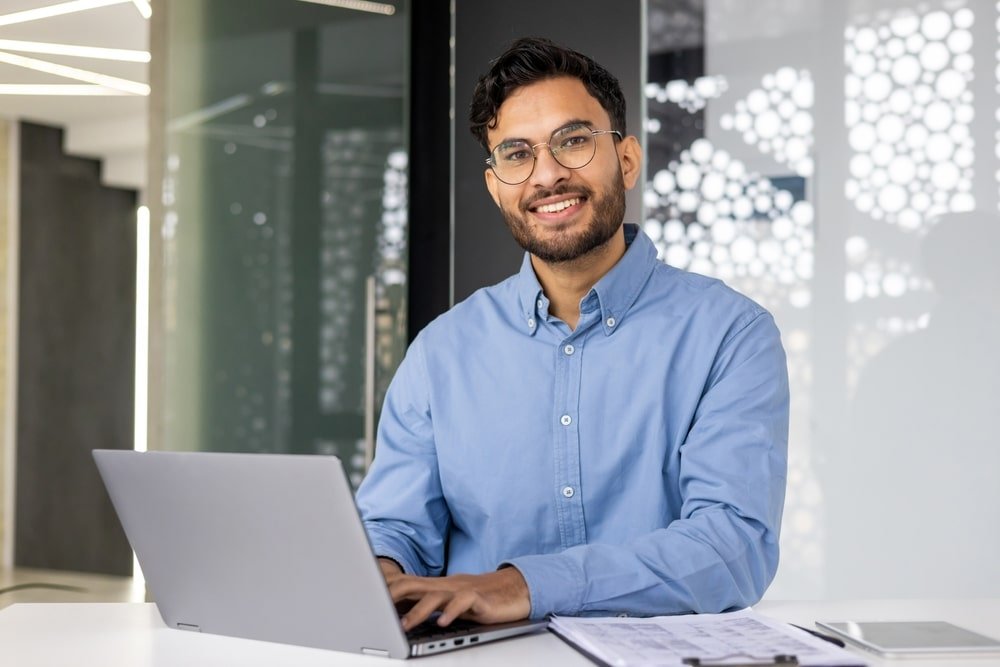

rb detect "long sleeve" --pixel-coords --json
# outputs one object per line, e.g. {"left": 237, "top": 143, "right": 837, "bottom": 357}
{"left": 506, "top": 311, "right": 789, "bottom": 618}
{"left": 356, "top": 335, "right": 451, "bottom": 577}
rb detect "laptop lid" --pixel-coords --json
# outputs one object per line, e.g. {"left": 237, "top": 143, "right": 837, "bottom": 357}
{"left": 93, "top": 450, "right": 412, "bottom": 658}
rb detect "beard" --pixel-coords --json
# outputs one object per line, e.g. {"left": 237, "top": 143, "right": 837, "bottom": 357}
{"left": 500, "top": 169, "right": 627, "bottom": 264}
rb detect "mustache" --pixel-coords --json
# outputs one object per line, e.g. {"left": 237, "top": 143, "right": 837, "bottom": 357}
{"left": 521, "top": 183, "right": 595, "bottom": 213}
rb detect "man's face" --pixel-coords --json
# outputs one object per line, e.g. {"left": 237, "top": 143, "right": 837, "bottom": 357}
{"left": 484, "top": 76, "right": 642, "bottom": 264}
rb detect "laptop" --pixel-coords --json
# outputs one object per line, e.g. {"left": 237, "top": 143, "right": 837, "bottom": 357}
{"left": 93, "top": 450, "right": 546, "bottom": 658}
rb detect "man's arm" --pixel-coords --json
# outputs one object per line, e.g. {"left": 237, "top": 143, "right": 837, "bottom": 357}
{"left": 359, "top": 335, "right": 534, "bottom": 629}
{"left": 357, "top": 336, "right": 450, "bottom": 578}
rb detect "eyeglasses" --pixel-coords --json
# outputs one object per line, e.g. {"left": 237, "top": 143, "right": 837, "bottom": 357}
{"left": 485, "top": 123, "right": 623, "bottom": 185}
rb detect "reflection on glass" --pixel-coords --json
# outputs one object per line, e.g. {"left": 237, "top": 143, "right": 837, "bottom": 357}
{"left": 159, "top": 0, "right": 408, "bottom": 488}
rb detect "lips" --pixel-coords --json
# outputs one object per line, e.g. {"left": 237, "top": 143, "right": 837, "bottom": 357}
{"left": 526, "top": 192, "right": 589, "bottom": 216}
{"left": 535, "top": 197, "right": 582, "bottom": 213}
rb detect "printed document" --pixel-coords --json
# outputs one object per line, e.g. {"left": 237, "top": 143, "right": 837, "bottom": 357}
{"left": 549, "top": 608, "right": 866, "bottom": 666}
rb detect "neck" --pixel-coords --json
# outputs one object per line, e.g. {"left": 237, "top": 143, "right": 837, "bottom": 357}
{"left": 531, "top": 226, "right": 627, "bottom": 330}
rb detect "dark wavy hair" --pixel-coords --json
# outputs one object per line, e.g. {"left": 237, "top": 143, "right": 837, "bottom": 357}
{"left": 469, "top": 37, "right": 627, "bottom": 153}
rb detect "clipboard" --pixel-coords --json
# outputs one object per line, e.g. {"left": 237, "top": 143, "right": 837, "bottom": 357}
{"left": 681, "top": 656, "right": 798, "bottom": 666}
{"left": 548, "top": 609, "right": 866, "bottom": 667}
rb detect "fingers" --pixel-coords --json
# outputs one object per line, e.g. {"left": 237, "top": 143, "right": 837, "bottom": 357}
{"left": 386, "top": 571, "right": 531, "bottom": 630}
{"left": 389, "top": 576, "right": 477, "bottom": 629}
{"left": 437, "top": 590, "right": 479, "bottom": 626}
{"left": 400, "top": 590, "right": 450, "bottom": 630}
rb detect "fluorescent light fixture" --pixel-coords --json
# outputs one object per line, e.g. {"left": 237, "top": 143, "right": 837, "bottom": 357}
{"left": 296, "top": 0, "right": 395, "bottom": 16}
{"left": 0, "top": 39, "right": 149, "bottom": 62}
{"left": 0, "top": 51, "right": 149, "bottom": 95}
{"left": 130, "top": 0, "right": 151, "bottom": 19}
{"left": 134, "top": 205, "right": 149, "bottom": 455}
{"left": 0, "top": 0, "right": 129, "bottom": 27}
{"left": 0, "top": 84, "right": 128, "bottom": 94}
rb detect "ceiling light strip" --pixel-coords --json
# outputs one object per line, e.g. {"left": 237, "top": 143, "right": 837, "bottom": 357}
{"left": 295, "top": 0, "right": 395, "bottom": 16}
{"left": 130, "top": 0, "right": 151, "bottom": 19}
{"left": 0, "top": 84, "right": 127, "bottom": 95}
{"left": 0, "top": 50, "right": 149, "bottom": 95}
{"left": 0, "top": 0, "right": 130, "bottom": 28}
{"left": 0, "top": 39, "right": 149, "bottom": 62}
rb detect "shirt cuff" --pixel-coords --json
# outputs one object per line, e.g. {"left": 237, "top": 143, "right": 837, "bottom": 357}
{"left": 502, "top": 553, "right": 585, "bottom": 618}
{"left": 365, "top": 524, "right": 425, "bottom": 577}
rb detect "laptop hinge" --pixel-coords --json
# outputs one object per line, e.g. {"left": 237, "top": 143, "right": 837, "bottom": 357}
{"left": 176, "top": 622, "right": 201, "bottom": 632}
{"left": 361, "top": 647, "right": 390, "bottom": 657}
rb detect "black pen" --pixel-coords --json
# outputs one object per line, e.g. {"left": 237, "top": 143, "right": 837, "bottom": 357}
{"left": 790, "top": 623, "right": 847, "bottom": 648}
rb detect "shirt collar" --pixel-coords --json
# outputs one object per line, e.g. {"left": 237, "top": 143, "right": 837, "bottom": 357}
{"left": 515, "top": 224, "right": 658, "bottom": 337}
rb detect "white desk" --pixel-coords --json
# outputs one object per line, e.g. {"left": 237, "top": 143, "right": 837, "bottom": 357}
{"left": 1, "top": 599, "right": 998, "bottom": 666}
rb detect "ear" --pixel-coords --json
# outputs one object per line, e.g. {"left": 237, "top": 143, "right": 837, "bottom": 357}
{"left": 617, "top": 135, "right": 643, "bottom": 190}
{"left": 484, "top": 168, "right": 502, "bottom": 208}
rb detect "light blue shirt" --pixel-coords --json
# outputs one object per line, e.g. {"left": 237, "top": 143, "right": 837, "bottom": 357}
{"left": 357, "top": 224, "right": 789, "bottom": 618}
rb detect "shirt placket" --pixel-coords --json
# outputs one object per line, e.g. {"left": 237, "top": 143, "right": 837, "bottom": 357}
{"left": 551, "top": 314, "right": 592, "bottom": 550}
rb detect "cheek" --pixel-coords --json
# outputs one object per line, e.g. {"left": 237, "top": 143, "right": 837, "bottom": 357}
{"left": 580, "top": 156, "right": 621, "bottom": 187}
{"left": 498, "top": 187, "right": 525, "bottom": 213}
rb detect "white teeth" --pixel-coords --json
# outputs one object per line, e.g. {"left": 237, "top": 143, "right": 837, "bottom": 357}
{"left": 535, "top": 197, "right": 581, "bottom": 214}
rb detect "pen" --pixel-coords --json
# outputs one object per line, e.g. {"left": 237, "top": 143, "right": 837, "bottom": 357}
{"left": 789, "top": 624, "right": 846, "bottom": 648}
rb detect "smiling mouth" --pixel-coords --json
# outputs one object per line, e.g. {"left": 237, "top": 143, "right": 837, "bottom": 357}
{"left": 528, "top": 195, "right": 588, "bottom": 216}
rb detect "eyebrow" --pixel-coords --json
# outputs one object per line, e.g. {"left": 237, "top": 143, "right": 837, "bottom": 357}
{"left": 492, "top": 118, "right": 595, "bottom": 151}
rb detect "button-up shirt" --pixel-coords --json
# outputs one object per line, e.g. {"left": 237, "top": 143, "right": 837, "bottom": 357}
{"left": 356, "top": 224, "right": 789, "bottom": 618}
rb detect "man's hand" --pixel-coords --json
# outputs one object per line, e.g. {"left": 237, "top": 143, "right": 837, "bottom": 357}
{"left": 378, "top": 557, "right": 403, "bottom": 579}
{"left": 381, "top": 565, "right": 531, "bottom": 631}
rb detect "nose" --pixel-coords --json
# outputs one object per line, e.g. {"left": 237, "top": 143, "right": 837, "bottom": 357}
{"left": 528, "top": 142, "right": 572, "bottom": 188}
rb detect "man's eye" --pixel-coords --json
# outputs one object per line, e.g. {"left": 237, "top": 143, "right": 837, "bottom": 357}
{"left": 560, "top": 135, "right": 591, "bottom": 150}
{"left": 501, "top": 149, "right": 532, "bottom": 162}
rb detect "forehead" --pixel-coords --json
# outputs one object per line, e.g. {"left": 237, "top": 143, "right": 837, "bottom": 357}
{"left": 488, "top": 76, "right": 610, "bottom": 145}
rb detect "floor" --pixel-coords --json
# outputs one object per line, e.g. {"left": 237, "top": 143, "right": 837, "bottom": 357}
{"left": 0, "top": 567, "right": 142, "bottom": 609}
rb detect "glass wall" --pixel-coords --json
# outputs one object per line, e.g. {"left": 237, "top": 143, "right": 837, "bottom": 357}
{"left": 646, "top": 0, "right": 999, "bottom": 599}
{"left": 158, "top": 0, "right": 408, "bottom": 487}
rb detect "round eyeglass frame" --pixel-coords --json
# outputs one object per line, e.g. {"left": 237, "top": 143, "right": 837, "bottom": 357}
{"left": 485, "top": 127, "right": 623, "bottom": 185}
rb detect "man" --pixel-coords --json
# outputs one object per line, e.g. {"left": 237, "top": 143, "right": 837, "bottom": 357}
{"left": 356, "top": 37, "right": 789, "bottom": 630}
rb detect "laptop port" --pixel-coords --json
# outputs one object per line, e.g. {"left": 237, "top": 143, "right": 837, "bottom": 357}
{"left": 470, "top": 637, "right": 479, "bottom": 643}
{"left": 454, "top": 638, "right": 465, "bottom": 646}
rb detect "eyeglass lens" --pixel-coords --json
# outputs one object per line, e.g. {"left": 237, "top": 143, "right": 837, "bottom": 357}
{"left": 490, "top": 124, "right": 601, "bottom": 185}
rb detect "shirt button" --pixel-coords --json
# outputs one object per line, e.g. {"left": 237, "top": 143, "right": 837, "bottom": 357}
{"left": 561, "top": 486, "right": 575, "bottom": 498}
{"left": 560, "top": 414, "right": 572, "bottom": 426}
{"left": 537, "top": 299, "right": 544, "bottom": 309}
{"left": 527, "top": 318, "right": 535, "bottom": 328}
{"left": 563, "top": 344, "right": 575, "bottom": 356}
{"left": 606, "top": 316, "right": 616, "bottom": 327}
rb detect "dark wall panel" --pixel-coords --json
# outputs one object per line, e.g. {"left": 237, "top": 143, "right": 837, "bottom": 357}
{"left": 453, "top": 2, "right": 644, "bottom": 302}
{"left": 15, "top": 122, "right": 136, "bottom": 575}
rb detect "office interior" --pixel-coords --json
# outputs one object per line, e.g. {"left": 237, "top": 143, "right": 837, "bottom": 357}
{"left": 0, "top": 0, "right": 997, "bottom": 611}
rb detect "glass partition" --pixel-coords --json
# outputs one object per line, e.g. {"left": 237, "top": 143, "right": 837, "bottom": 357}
{"left": 158, "top": 0, "right": 408, "bottom": 487}
{"left": 646, "top": 0, "right": 1000, "bottom": 599}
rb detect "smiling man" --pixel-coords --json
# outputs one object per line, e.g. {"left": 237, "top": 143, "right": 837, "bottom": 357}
{"left": 356, "top": 37, "right": 789, "bottom": 629}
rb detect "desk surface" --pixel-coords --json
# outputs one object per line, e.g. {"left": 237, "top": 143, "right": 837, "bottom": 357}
{"left": 1, "top": 598, "right": 998, "bottom": 666}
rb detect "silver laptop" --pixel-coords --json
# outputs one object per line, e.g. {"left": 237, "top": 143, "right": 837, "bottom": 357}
{"left": 93, "top": 450, "right": 546, "bottom": 658}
